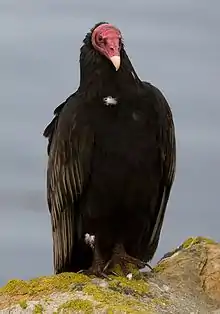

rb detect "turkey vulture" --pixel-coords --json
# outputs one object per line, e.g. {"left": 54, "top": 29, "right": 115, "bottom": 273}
{"left": 43, "top": 22, "right": 176, "bottom": 277}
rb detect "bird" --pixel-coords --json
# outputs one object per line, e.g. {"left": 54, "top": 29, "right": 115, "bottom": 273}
{"left": 43, "top": 21, "right": 176, "bottom": 277}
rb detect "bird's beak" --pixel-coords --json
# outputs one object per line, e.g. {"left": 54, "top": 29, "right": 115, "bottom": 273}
{"left": 110, "top": 55, "right": 121, "bottom": 71}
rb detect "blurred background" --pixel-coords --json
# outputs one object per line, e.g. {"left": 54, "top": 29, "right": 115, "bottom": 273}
{"left": 0, "top": 0, "right": 219, "bottom": 285}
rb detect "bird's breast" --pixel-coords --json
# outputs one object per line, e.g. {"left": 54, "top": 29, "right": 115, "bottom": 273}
{"left": 87, "top": 95, "right": 160, "bottom": 167}
{"left": 84, "top": 94, "right": 162, "bottom": 209}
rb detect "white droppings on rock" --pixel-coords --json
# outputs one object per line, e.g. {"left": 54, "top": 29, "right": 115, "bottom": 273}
{"left": 126, "top": 273, "right": 133, "bottom": 280}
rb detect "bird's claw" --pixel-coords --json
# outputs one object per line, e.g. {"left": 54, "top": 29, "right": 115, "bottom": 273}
{"left": 78, "top": 267, "right": 110, "bottom": 280}
{"left": 105, "top": 249, "right": 146, "bottom": 277}
{"left": 77, "top": 269, "right": 84, "bottom": 274}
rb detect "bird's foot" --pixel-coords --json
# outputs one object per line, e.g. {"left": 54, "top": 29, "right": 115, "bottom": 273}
{"left": 78, "top": 257, "right": 110, "bottom": 279}
{"left": 105, "top": 244, "right": 146, "bottom": 277}
{"left": 81, "top": 268, "right": 109, "bottom": 279}
{"left": 121, "top": 254, "right": 146, "bottom": 269}
{"left": 105, "top": 254, "right": 134, "bottom": 276}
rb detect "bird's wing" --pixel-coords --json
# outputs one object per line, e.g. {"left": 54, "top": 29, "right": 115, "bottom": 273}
{"left": 43, "top": 92, "right": 77, "bottom": 155}
{"left": 142, "top": 83, "right": 176, "bottom": 260}
{"left": 44, "top": 95, "right": 94, "bottom": 273}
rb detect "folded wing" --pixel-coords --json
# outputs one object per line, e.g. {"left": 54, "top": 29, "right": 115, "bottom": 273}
{"left": 141, "top": 83, "right": 176, "bottom": 260}
{"left": 44, "top": 96, "right": 94, "bottom": 273}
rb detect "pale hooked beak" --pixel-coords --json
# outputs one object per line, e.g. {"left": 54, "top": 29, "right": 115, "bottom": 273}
{"left": 110, "top": 55, "right": 121, "bottom": 71}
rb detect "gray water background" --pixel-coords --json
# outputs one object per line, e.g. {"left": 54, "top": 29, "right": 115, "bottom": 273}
{"left": 0, "top": 0, "right": 219, "bottom": 286}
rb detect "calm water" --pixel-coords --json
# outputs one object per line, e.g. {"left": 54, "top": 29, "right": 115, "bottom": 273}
{"left": 0, "top": 1, "right": 219, "bottom": 286}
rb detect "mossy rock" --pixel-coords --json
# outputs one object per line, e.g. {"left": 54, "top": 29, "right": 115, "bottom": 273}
{"left": 57, "top": 299, "right": 94, "bottom": 313}
{"left": 82, "top": 278, "right": 151, "bottom": 313}
{"left": 108, "top": 275, "right": 149, "bottom": 296}
{"left": 181, "top": 236, "right": 216, "bottom": 249}
{"left": 1, "top": 236, "right": 219, "bottom": 313}
{"left": 18, "top": 299, "right": 28, "bottom": 309}
{"left": 0, "top": 272, "right": 154, "bottom": 313}
{"left": 0, "top": 273, "right": 90, "bottom": 310}
{"left": 154, "top": 236, "right": 217, "bottom": 271}
{"left": 33, "top": 304, "right": 44, "bottom": 313}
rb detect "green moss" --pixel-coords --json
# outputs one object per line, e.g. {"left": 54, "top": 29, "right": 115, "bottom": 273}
{"left": 0, "top": 273, "right": 89, "bottom": 297}
{"left": 44, "top": 297, "right": 52, "bottom": 303}
{"left": 106, "top": 306, "right": 147, "bottom": 313}
{"left": 109, "top": 276, "right": 149, "bottom": 296}
{"left": 110, "top": 263, "right": 124, "bottom": 276}
{"left": 182, "top": 236, "right": 216, "bottom": 249}
{"left": 57, "top": 299, "right": 93, "bottom": 313}
{"left": 33, "top": 304, "right": 43, "bottom": 314}
{"left": 111, "top": 263, "right": 142, "bottom": 279}
{"left": 182, "top": 237, "right": 199, "bottom": 249}
{"left": 151, "top": 297, "right": 170, "bottom": 306}
{"left": 153, "top": 261, "right": 167, "bottom": 273}
{"left": 153, "top": 236, "right": 217, "bottom": 273}
{"left": 0, "top": 273, "right": 90, "bottom": 309}
{"left": 19, "top": 299, "right": 28, "bottom": 309}
{"left": 83, "top": 283, "right": 151, "bottom": 313}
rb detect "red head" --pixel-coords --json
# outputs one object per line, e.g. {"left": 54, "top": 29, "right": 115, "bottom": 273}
{"left": 91, "top": 23, "right": 122, "bottom": 71}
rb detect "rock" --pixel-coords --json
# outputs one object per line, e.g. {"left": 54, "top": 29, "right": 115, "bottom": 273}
{"left": 0, "top": 236, "right": 220, "bottom": 313}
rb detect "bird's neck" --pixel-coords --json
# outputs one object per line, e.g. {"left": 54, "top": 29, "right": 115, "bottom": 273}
{"left": 78, "top": 47, "right": 142, "bottom": 99}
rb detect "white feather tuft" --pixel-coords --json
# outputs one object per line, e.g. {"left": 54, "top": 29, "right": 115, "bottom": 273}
{"left": 84, "top": 233, "right": 95, "bottom": 249}
{"left": 103, "top": 96, "right": 117, "bottom": 106}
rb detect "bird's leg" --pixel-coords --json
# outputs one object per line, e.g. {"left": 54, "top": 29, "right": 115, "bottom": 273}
{"left": 82, "top": 251, "right": 107, "bottom": 278}
{"left": 106, "top": 243, "right": 146, "bottom": 276}
{"left": 81, "top": 238, "right": 110, "bottom": 279}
